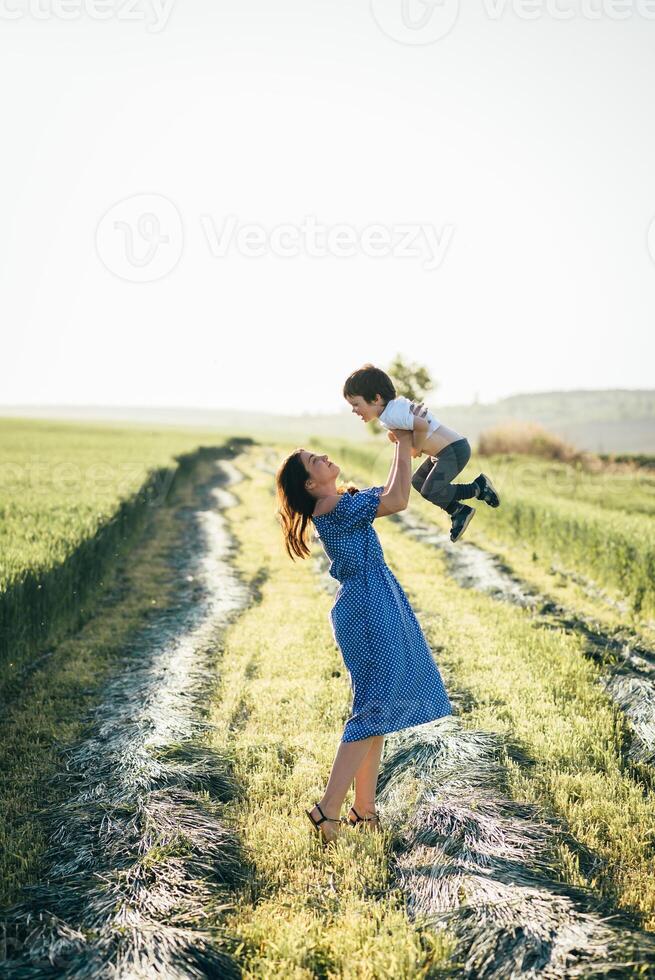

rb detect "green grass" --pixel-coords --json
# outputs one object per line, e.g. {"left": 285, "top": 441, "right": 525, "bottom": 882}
{"left": 0, "top": 418, "right": 249, "bottom": 676}
{"left": 0, "top": 418, "right": 236, "bottom": 582}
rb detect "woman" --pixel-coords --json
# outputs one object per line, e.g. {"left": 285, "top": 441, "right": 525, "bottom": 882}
{"left": 275, "top": 416, "right": 452, "bottom": 847}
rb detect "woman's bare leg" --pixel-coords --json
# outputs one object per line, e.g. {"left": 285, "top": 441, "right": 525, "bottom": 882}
{"left": 352, "top": 735, "right": 385, "bottom": 816}
{"left": 309, "top": 736, "right": 377, "bottom": 833}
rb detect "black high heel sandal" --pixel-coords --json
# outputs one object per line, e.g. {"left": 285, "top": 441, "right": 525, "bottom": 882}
{"left": 305, "top": 801, "right": 344, "bottom": 847}
{"left": 346, "top": 805, "right": 382, "bottom": 830}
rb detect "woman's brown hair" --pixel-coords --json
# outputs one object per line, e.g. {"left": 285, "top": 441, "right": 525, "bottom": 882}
{"left": 275, "top": 449, "right": 358, "bottom": 561}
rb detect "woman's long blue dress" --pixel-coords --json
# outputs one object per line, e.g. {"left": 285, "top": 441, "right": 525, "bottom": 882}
{"left": 312, "top": 485, "right": 452, "bottom": 742}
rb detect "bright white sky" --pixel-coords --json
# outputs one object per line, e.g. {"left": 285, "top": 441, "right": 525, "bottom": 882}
{"left": 1, "top": 0, "right": 654, "bottom": 416}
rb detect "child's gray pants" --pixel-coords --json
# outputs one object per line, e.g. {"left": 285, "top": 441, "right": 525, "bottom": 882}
{"left": 411, "top": 437, "right": 478, "bottom": 514}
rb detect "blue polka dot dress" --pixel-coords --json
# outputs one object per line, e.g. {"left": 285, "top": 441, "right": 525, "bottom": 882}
{"left": 312, "top": 485, "right": 452, "bottom": 743}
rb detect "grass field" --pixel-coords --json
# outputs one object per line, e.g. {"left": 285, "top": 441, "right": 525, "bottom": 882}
{"left": 2, "top": 421, "right": 655, "bottom": 977}
{"left": 0, "top": 418, "right": 254, "bottom": 685}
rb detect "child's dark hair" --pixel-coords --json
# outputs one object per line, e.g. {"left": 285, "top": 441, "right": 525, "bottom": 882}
{"left": 343, "top": 363, "right": 396, "bottom": 406}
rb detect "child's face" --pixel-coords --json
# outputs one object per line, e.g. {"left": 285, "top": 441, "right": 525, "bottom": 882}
{"left": 345, "top": 394, "right": 384, "bottom": 423}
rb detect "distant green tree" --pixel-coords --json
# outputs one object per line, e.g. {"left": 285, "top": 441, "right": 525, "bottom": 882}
{"left": 370, "top": 354, "right": 437, "bottom": 436}
{"left": 388, "top": 353, "right": 435, "bottom": 402}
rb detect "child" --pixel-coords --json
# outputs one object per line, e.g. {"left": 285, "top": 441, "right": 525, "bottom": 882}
{"left": 343, "top": 363, "right": 500, "bottom": 543}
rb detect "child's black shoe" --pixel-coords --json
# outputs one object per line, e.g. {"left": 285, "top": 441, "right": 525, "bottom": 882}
{"left": 475, "top": 473, "right": 500, "bottom": 508}
{"left": 450, "top": 503, "right": 475, "bottom": 543}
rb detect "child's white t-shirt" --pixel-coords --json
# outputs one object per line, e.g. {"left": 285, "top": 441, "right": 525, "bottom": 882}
{"left": 378, "top": 395, "right": 442, "bottom": 435}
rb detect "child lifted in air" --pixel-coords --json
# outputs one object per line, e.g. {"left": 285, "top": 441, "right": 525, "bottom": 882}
{"left": 343, "top": 363, "right": 500, "bottom": 543}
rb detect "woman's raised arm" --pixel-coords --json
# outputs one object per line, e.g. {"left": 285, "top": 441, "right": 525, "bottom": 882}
{"left": 376, "top": 430, "right": 413, "bottom": 517}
